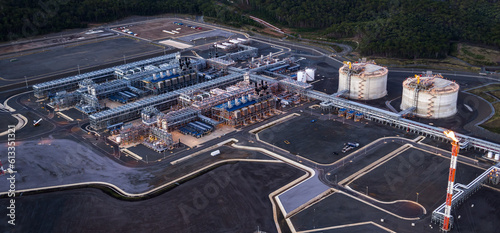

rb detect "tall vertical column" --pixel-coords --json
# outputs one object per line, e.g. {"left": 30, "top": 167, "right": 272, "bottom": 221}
{"left": 443, "top": 130, "right": 460, "bottom": 231}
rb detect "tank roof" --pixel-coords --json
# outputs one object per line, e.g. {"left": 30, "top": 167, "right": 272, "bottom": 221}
{"left": 403, "top": 75, "right": 459, "bottom": 94}
{"left": 339, "top": 62, "right": 388, "bottom": 77}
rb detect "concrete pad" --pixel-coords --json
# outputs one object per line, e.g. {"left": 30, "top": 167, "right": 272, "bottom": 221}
{"left": 159, "top": 39, "right": 193, "bottom": 49}
{"left": 177, "top": 29, "right": 235, "bottom": 42}
{"left": 171, "top": 125, "right": 236, "bottom": 148}
{"left": 277, "top": 173, "right": 330, "bottom": 214}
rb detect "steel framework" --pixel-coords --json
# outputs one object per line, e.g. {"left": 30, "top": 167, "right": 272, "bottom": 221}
{"left": 89, "top": 73, "right": 243, "bottom": 129}
{"left": 160, "top": 107, "right": 200, "bottom": 130}
{"left": 33, "top": 53, "right": 180, "bottom": 98}
{"left": 432, "top": 165, "right": 499, "bottom": 229}
{"left": 309, "top": 89, "right": 500, "bottom": 153}
{"left": 143, "top": 126, "right": 175, "bottom": 152}
{"left": 212, "top": 94, "right": 275, "bottom": 126}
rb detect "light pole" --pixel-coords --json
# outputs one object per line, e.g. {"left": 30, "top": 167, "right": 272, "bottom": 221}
{"left": 416, "top": 192, "right": 419, "bottom": 203}
{"left": 24, "top": 76, "right": 28, "bottom": 89}
{"left": 366, "top": 186, "right": 368, "bottom": 196}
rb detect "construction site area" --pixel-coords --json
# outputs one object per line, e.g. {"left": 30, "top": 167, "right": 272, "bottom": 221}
{"left": 1, "top": 16, "right": 500, "bottom": 233}
{"left": 114, "top": 18, "right": 211, "bottom": 41}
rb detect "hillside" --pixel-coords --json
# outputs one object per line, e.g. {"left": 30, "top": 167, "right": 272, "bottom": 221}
{"left": 1, "top": 0, "right": 499, "bottom": 60}
{"left": 240, "top": 0, "right": 500, "bottom": 59}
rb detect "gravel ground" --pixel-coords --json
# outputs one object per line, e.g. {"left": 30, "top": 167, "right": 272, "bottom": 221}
{"left": 290, "top": 192, "right": 441, "bottom": 233}
{"left": 350, "top": 148, "right": 484, "bottom": 211}
{"left": 259, "top": 114, "right": 405, "bottom": 164}
{"left": 0, "top": 139, "right": 154, "bottom": 193}
{"left": 0, "top": 37, "right": 161, "bottom": 80}
{"left": 0, "top": 162, "right": 303, "bottom": 233}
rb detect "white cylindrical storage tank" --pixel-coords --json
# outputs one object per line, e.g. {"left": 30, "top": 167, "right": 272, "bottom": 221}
{"left": 488, "top": 151, "right": 493, "bottom": 159}
{"left": 400, "top": 74, "right": 459, "bottom": 119}
{"left": 495, "top": 154, "right": 500, "bottom": 161}
{"left": 297, "top": 71, "right": 306, "bottom": 82}
{"left": 305, "top": 68, "right": 315, "bottom": 81}
{"left": 338, "top": 62, "right": 388, "bottom": 100}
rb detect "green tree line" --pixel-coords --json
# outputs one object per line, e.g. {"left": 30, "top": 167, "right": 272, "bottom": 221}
{"left": 0, "top": 0, "right": 254, "bottom": 42}
{"left": 1, "top": 0, "right": 499, "bottom": 59}
{"left": 238, "top": 0, "right": 500, "bottom": 59}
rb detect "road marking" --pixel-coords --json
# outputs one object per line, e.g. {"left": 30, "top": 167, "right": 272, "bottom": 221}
{"left": 56, "top": 112, "right": 74, "bottom": 121}
{"left": 341, "top": 144, "right": 411, "bottom": 186}
{"left": 298, "top": 221, "right": 395, "bottom": 233}
{"left": 121, "top": 148, "right": 143, "bottom": 160}
{"left": 0, "top": 151, "right": 282, "bottom": 198}
{"left": 170, "top": 138, "right": 239, "bottom": 165}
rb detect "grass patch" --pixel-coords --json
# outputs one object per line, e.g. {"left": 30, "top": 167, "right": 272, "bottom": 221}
{"left": 368, "top": 56, "right": 481, "bottom": 72}
{"left": 462, "top": 48, "right": 486, "bottom": 60}
{"left": 482, "top": 102, "right": 500, "bottom": 134}
{"left": 456, "top": 43, "right": 500, "bottom": 66}
{"left": 468, "top": 84, "right": 500, "bottom": 133}
{"left": 468, "top": 83, "right": 500, "bottom": 103}
{"left": 489, "top": 90, "right": 500, "bottom": 99}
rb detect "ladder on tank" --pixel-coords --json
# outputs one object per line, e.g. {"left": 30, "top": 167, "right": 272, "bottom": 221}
{"left": 427, "top": 94, "right": 436, "bottom": 118}
{"left": 412, "top": 87, "right": 420, "bottom": 114}
{"left": 358, "top": 74, "right": 366, "bottom": 99}
{"left": 344, "top": 61, "right": 353, "bottom": 98}
{"left": 347, "top": 69, "right": 352, "bottom": 97}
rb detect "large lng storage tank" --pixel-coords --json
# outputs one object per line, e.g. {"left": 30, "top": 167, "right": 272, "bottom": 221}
{"left": 400, "top": 72, "right": 459, "bottom": 118}
{"left": 338, "top": 62, "right": 388, "bottom": 100}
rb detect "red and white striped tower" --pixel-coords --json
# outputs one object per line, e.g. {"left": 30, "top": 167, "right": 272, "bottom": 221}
{"left": 443, "top": 130, "right": 460, "bottom": 231}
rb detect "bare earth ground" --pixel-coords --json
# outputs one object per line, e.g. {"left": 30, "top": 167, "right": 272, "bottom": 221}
{"left": 0, "top": 138, "right": 284, "bottom": 194}
{"left": 0, "top": 139, "right": 154, "bottom": 192}
{"left": 0, "top": 37, "right": 161, "bottom": 80}
{"left": 259, "top": 114, "right": 406, "bottom": 164}
{"left": 0, "top": 31, "right": 111, "bottom": 55}
{"left": 350, "top": 148, "right": 484, "bottom": 211}
{"left": 0, "top": 162, "right": 303, "bottom": 233}
{"left": 121, "top": 18, "right": 210, "bottom": 41}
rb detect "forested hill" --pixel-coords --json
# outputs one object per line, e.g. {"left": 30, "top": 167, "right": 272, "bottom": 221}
{"left": 0, "top": 0, "right": 253, "bottom": 42}
{"left": 241, "top": 0, "right": 500, "bottom": 59}
{"left": 1, "top": 0, "right": 499, "bottom": 59}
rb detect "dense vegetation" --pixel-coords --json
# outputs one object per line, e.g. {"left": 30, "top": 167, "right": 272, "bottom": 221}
{"left": 1, "top": 0, "right": 499, "bottom": 59}
{"left": 241, "top": 0, "right": 500, "bottom": 59}
{"left": 0, "top": 0, "right": 253, "bottom": 41}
